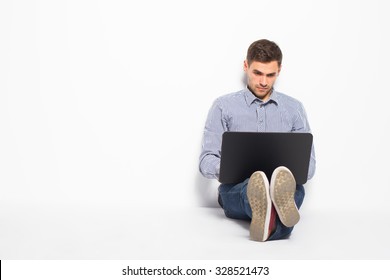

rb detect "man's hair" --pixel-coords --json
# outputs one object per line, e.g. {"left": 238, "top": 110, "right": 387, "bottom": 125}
{"left": 246, "top": 39, "right": 283, "bottom": 67}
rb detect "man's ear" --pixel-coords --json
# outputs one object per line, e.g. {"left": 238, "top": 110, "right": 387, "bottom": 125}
{"left": 278, "top": 64, "right": 282, "bottom": 75}
{"left": 243, "top": 60, "right": 249, "bottom": 72}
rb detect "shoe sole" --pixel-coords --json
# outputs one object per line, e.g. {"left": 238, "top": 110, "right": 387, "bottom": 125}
{"left": 270, "top": 166, "right": 299, "bottom": 227}
{"left": 247, "top": 171, "right": 271, "bottom": 242}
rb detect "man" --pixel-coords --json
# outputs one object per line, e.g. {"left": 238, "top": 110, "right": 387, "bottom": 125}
{"left": 199, "top": 39, "right": 316, "bottom": 242}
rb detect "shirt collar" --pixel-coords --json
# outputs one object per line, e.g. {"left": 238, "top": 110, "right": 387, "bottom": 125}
{"left": 244, "top": 87, "right": 280, "bottom": 106}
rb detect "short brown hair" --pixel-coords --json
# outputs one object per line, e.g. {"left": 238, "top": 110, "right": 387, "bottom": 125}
{"left": 246, "top": 39, "right": 283, "bottom": 67}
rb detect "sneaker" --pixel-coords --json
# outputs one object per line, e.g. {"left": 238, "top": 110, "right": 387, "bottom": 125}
{"left": 270, "top": 166, "right": 300, "bottom": 227}
{"left": 247, "top": 171, "right": 271, "bottom": 241}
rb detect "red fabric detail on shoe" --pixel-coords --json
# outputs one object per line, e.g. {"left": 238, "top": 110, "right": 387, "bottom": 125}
{"left": 268, "top": 204, "right": 277, "bottom": 236}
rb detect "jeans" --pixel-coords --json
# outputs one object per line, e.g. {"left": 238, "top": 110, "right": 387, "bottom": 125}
{"left": 218, "top": 178, "right": 305, "bottom": 240}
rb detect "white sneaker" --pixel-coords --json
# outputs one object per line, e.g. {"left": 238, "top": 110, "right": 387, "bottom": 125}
{"left": 270, "top": 166, "right": 300, "bottom": 227}
{"left": 247, "top": 171, "right": 271, "bottom": 241}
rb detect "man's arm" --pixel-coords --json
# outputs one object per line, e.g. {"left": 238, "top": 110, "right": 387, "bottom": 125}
{"left": 199, "top": 98, "right": 227, "bottom": 180}
{"left": 293, "top": 102, "right": 316, "bottom": 181}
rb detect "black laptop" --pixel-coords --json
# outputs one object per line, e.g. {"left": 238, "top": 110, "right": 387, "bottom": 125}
{"left": 219, "top": 132, "right": 313, "bottom": 185}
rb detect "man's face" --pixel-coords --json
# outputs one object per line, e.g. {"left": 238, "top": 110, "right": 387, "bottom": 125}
{"left": 244, "top": 60, "right": 281, "bottom": 101}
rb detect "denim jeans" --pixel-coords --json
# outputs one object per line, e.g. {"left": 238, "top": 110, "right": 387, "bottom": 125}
{"left": 218, "top": 178, "right": 305, "bottom": 240}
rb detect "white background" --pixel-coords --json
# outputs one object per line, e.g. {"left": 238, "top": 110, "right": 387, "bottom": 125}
{"left": 1, "top": 0, "right": 390, "bottom": 260}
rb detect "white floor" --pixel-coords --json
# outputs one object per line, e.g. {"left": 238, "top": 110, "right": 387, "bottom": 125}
{"left": 1, "top": 199, "right": 389, "bottom": 260}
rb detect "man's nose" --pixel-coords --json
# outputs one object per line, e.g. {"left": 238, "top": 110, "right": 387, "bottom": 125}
{"left": 259, "top": 76, "right": 267, "bottom": 86}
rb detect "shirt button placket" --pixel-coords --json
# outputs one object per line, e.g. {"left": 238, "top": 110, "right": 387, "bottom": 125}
{"left": 258, "top": 103, "right": 265, "bottom": 132}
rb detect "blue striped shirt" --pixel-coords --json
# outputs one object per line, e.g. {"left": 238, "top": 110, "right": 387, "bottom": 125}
{"left": 199, "top": 87, "right": 316, "bottom": 181}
